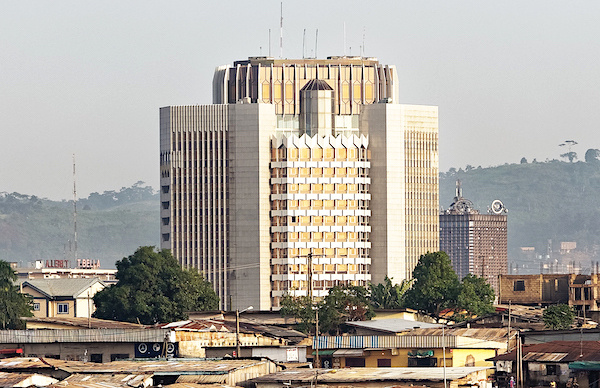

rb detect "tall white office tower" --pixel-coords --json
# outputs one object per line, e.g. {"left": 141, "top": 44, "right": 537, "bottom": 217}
{"left": 160, "top": 56, "right": 439, "bottom": 310}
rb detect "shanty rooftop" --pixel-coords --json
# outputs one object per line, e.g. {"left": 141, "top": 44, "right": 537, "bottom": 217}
{"left": 250, "top": 367, "right": 491, "bottom": 383}
{"left": 491, "top": 341, "right": 600, "bottom": 362}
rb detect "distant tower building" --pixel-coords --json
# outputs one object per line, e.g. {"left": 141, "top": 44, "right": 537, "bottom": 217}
{"left": 160, "top": 56, "right": 439, "bottom": 310}
{"left": 439, "top": 181, "right": 507, "bottom": 292}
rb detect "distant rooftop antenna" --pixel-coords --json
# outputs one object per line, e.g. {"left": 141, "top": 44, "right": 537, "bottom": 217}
{"left": 315, "top": 29, "right": 318, "bottom": 58}
{"left": 455, "top": 179, "right": 462, "bottom": 198}
{"left": 343, "top": 22, "right": 346, "bottom": 56}
{"left": 72, "top": 154, "right": 78, "bottom": 263}
{"left": 268, "top": 29, "right": 271, "bottom": 57}
{"left": 279, "top": 2, "right": 283, "bottom": 58}
{"left": 303, "top": 28, "right": 306, "bottom": 59}
{"left": 362, "top": 27, "right": 366, "bottom": 56}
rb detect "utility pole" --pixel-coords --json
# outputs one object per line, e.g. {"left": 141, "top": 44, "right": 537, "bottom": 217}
{"left": 507, "top": 300, "right": 512, "bottom": 351}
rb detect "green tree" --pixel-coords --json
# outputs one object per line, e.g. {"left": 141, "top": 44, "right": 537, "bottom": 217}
{"left": 369, "top": 277, "right": 413, "bottom": 309}
{"left": 0, "top": 261, "right": 33, "bottom": 329}
{"left": 543, "top": 304, "right": 575, "bottom": 330}
{"left": 93, "top": 246, "right": 219, "bottom": 324}
{"left": 456, "top": 274, "right": 495, "bottom": 320}
{"left": 404, "top": 252, "right": 460, "bottom": 319}
{"left": 280, "top": 284, "right": 374, "bottom": 334}
{"left": 585, "top": 149, "right": 600, "bottom": 163}
{"left": 560, "top": 151, "right": 578, "bottom": 163}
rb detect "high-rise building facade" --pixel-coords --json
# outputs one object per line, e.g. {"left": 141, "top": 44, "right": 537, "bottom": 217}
{"left": 160, "top": 56, "right": 438, "bottom": 310}
{"left": 439, "top": 182, "right": 508, "bottom": 292}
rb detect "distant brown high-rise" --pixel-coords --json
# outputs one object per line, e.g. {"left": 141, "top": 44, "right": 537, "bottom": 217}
{"left": 439, "top": 181, "right": 507, "bottom": 293}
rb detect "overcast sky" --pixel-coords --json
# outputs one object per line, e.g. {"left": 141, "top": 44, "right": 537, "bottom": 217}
{"left": 1, "top": 1, "right": 599, "bottom": 200}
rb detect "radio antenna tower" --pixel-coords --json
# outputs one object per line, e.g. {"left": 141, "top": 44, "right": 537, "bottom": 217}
{"left": 279, "top": 2, "right": 283, "bottom": 58}
{"left": 72, "top": 154, "right": 78, "bottom": 263}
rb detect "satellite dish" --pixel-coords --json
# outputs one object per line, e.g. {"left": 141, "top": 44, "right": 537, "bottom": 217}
{"left": 490, "top": 200, "right": 505, "bottom": 214}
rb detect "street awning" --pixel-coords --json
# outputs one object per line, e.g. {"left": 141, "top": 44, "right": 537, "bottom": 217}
{"left": 570, "top": 362, "right": 600, "bottom": 371}
{"left": 311, "top": 349, "right": 335, "bottom": 355}
{"left": 333, "top": 349, "right": 365, "bottom": 357}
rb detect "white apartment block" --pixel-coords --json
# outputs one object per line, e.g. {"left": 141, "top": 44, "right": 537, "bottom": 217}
{"left": 160, "top": 56, "right": 439, "bottom": 310}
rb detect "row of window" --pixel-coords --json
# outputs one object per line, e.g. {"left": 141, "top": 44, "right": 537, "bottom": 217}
{"left": 272, "top": 278, "right": 369, "bottom": 291}
{"left": 270, "top": 199, "right": 368, "bottom": 211}
{"left": 272, "top": 247, "right": 370, "bottom": 258}
{"left": 32, "top": 303, "right": 69, "bottom": 314}
{"left": 271, "top": 183, "right": 369, "bottom": 194}
{"left": 272, "top": 263, "right": 368, "bottom": 275}
{"left": 271, "top": 215, "right": 369, "bottom": 227}
{"left": 271, "top": 232, "right": 368, "bottom": 243}
{"left": 271, "top": 147, "right": 369, "bottom": 162}
{"left": 270, "top": 167, "right": 368, "bottom": 178}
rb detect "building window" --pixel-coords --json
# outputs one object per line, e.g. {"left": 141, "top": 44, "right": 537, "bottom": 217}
{"left": 57, "top": 303, "right": 69, "bottom": 314}
{"left": 345, "top": 358, "right": 366, "bottom": 367}
{"left": 546, "top": 364, "right": 558, "bottom": 375}
{"left": 110, "top": 354, "right": 130, "bottom": 361}
{"left": 377, "top": 359, "right": 392, "bottom": 367}
{"left": 514, "top": 280, "right": 525, "bottom": 291}
{"left": 33, "top": 303, "right": 40, "bottom": 311}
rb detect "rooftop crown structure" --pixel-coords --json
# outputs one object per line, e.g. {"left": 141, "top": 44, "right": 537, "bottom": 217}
{"left": 160, "top": 56, "right": 439, "bottom": 310}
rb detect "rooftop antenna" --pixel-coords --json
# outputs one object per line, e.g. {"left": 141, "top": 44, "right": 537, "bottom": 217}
{"left": 343, "top": 22, "right": 346, "bottom": 56}
{"left": 279, "top": 2, "right": 283, "bottom": 58}
{"left": 362, "top": 27, "right": 366, "bottom": 57}
{"left": 315, "top": 29, "right": 318, "bottom": 58}
{"left": 72, "top": 154, "right": 78, "bottom": 264}
{"left": 303, "top": 28, "right": 306, "bottom": 59}
{"left": 268, "top": 29, "right": 271, "bottom": 57}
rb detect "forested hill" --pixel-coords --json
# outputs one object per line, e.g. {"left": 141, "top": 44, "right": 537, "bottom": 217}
{"left": 3, "top": 160, "right": 600, "bottom": 270}
{"left": 0, "top": 182, "right": 159, "bottom": 268}
{"left": 440, "top": 159, "right": 600, "bottom": 264}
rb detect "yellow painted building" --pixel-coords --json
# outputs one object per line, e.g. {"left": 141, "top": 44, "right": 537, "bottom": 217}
{"left": 21, "top": 278, "right": 105, "bottom": 318}
{"left": 311, "top": 330, "right": 507, "bottom": 370}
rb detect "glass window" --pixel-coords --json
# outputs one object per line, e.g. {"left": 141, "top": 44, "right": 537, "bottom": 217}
{"left": 58, "top": 303, "right": 69, "bottom": 314}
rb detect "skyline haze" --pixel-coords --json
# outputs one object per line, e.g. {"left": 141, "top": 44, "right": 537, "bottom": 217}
{"left": 1, "top": 1, "right": 599, "bottom": 200}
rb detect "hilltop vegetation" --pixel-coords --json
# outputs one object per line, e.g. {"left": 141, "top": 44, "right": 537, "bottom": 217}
{"left": 3, "top": 158, "right": 600, "bottom": 270}
{"left": 0, "top": 182, "right": 159, "bottom": 268}
{"left": 440, "top": 158, "right": 600, "bottom": 264}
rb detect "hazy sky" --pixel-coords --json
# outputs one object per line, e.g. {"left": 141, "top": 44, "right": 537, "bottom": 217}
{"left": 2, "top": 1, "right": 599, "bottom": 200}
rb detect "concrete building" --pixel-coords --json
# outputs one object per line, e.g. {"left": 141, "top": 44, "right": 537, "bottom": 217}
{"left": 160, "top": 56, "right": 439, "bottom": 310}
{"left": 440, "top": 181, "right": 507, "bottom": 292}
{"left": 20, "top": 278, "right": 105, "bottom": 319}
{"left": 498, "top": 273, "right": 600, "bottom": 315}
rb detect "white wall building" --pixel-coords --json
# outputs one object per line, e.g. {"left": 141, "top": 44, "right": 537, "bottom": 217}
{"left": 160, "top": 56, "right": 439, "bottom": 310}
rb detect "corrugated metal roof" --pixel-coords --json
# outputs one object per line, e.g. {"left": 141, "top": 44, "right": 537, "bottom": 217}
{"left": 522, "top": 352, "right": 568, "bottom": 362}
{"left": 0, "top": 329, "right": 168, "bottom": 344}
{"left": 0, "top": 358, "right": 273, "bottom": 375}
{"left": 167, "top": 383, "right": 237, "bottom": 388}
{"left": 23, "top": 317, "right": 148, "bottom": 330}
{"left": 0, "top": 371, "right": 58, "bottom": 387}
{"left": 250, "top": 367, "right": 491, "bottom": 383}
{"left": 492, "top": 341, "right": 600, "bottom": 362}
{"left": 50, "top": 359, "right": 273, "bottom": 374}
{"left": 316, "top": 335, "right": 458, "bottom": 350}
{"left": 346, "top": 319, "right": 441, "bottom": 333}
{"left": 23, "top": 278, "right": 103, "bottom": 298}
{"left": 59, "top": 373, "right": 153, "bottom": 388}
{"left": 405, "top": 328, "right": 509, "bottom": 342}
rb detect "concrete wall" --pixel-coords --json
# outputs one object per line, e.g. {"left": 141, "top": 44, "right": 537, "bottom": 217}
{"left": 228, "top": 103, "right": 276, "bottom": 311}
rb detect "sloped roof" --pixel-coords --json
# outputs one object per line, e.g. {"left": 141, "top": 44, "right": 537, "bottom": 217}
{"left": 23, "top": 316, "right": 147, "bottom": 329}
{"left": 22, "top": 278, "right": 104, "bottom": 298}
{"left": 346, "top": 318, "right": 440, "bottom": 333}
{"left": 159, "top": 319, "right": 306, "bottom": 343}
{"left": 250, "top": 367, "right": 491, "bottom": 383}
{"left": 404, "top": 327, "right": 509, "bottom": 342}
{"left": 0, "top": 371, "right": 58, "bottom": 387}
{"left": 491, "top": 341, "right": 600, "bottom": 362}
